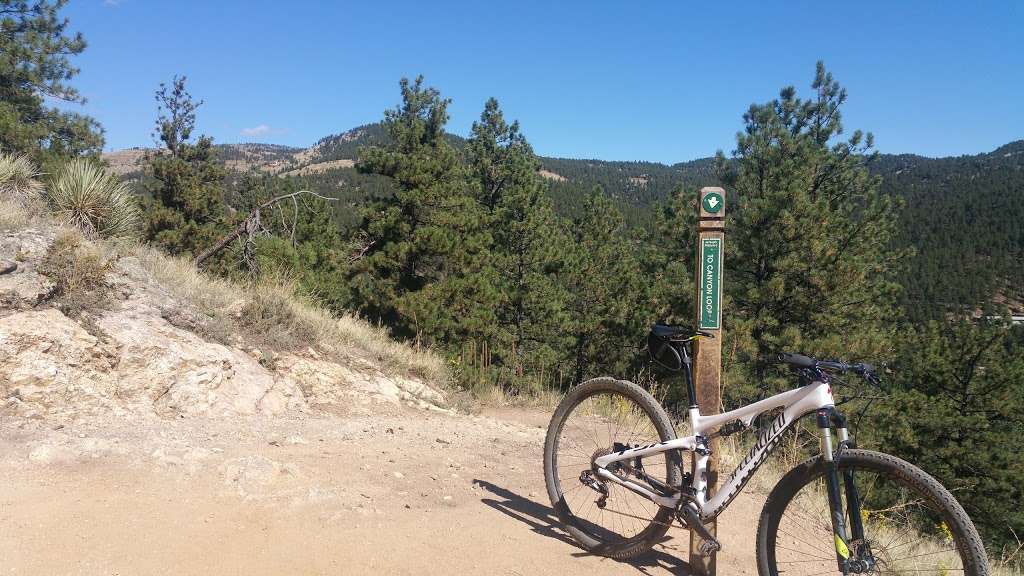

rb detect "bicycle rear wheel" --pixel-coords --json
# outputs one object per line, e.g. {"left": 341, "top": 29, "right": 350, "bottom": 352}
{"left": 757, "top": 449, "right": 988, "bottom": 575}
{"left": 543, "top": 377, "right": 683, "bottom": 559}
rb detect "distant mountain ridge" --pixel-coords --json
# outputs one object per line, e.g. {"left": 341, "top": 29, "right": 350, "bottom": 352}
{"left": 103, "top": 124, "right": 1023, "bottom": 210}
{"left": 101, "top": 127, "right": 1024, "bottom": 316}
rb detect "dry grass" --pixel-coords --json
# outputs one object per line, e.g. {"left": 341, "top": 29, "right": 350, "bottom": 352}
{"left": 331, "top": 312, "right": 447, "bottom": 382}
{"left": 468, "top": 383, "right": 562, "bottom": 410}
{"left": 997, "top": 552, "right": 1024, "bottom": 576}
{"left": 38, "top": 229, "right": 116, "bottom": 316}
{"left": 0, "top": 152, "right": 47, "bottom": 231}
{"left": 240, "top": 280, "right": 447, "bottom": 382}
{"left": 131, "top": 244, "right": 447, "bottom": 383}
{"left": 133, "top": 244, "right": 241, "bottom": 316}
{"left": 0, "top": 198, "right": 34, "bottom": 231}
{"left": 4, "top": 186, "right": 448, "bottom": 388}
{"left": 507, "top": 384, "right": 562, "bottom": 408}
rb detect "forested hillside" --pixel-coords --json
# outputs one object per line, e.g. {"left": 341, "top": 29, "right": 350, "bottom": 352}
{"left": 876, "top": 142, "right": 1024, "bottom": 320}
{"left": 182, "top": 124, "right": 1024, "bottom": 322}
{"left": 108, "top": 121, "right": 1024, "bottom": 324}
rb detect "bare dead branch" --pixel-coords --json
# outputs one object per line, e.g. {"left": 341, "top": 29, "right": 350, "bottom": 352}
{"left": 349, "top": 231, "right": 376, "bottom": 264}
{"left": 194, "top": 190, "right": 335, "bottom": 267}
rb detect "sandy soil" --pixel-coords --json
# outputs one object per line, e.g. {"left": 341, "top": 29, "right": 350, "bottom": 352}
{"left": 0, "top": 406, "right": 766, "bottom": 575}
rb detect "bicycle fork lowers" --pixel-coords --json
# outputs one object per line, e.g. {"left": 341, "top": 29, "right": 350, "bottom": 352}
{"left": 818, "top": 407, "right": 871, "bottom": 574}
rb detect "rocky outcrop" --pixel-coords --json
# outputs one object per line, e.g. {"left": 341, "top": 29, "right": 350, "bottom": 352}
{"left": 0, "top": 228, "right": 447, "bottom": 421}
{"left": 0, "top": 228, "right": 54, "bottom": 313}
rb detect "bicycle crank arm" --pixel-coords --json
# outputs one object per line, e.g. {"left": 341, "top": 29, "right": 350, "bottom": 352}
{"left": 677, "top": 503, "right": 722, "bottom": 554}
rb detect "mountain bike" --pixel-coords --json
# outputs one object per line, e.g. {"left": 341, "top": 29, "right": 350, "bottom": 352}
{"left": 542, "top": 324, "right": 989, "bottom": 575}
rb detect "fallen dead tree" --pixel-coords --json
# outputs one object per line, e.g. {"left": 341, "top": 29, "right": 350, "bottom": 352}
{"left": 194, "top": 190, "right": 335, "bottom": 268}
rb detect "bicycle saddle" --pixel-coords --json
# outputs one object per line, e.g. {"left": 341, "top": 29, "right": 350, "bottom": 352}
{"left": 648, "top": 324, "right": 713, "bottom": 372}
{"left": 650, "top": 324, "right": 714, "bottom": 341}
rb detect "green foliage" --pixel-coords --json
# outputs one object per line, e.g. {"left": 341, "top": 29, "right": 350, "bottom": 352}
{"left": 0, "top": 0, "right": 103, "bottom": 165}
{"left": 715, "top": 62, "right": 906, "bottom": 400}
{"left": 867, "top": 320, "right": 1024, "bottom": 551}
{"left": 306, "top": 124, "right": 392, "bottom": 163}
{"left": 350, "top": 77, "right": 498, "bottom": 348}
{"left": 265, "top": 122, "right": 1024, "bottom": 312}
{"left": 45, "top": 158, "right": 141, "bottom": 240}
{"left": 348, "top": 89, "right": 657, "bottom": 393}
{"left": 875, "top": 144, "right": 1024, "bottom": 322}
{"left": 215, "top": 143, "right": 302, "bottom": 165}
{"left": 562, "top": 191, "right": 651, "bottom": 385}
{"left": 540, "top": 156, "right": 718, "bottom": 225}
{"left": 231, "top": 174, "right": 352, "bottom": 311}
{"left": 142, "top": 76, "right": 228, "bottom": 256}
{"left": 464, "top": 98, "right": 572, "bottom": 391}
{"left": 649, "top": 184, "right": 698, "bottom": 324}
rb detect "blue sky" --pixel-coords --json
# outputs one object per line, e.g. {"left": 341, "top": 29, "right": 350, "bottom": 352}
{"left": 61, "top": 0, "right": 1023, "bottom": 163}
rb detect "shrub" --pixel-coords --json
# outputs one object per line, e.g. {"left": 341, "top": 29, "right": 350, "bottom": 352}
{"left": 45, "top": 158, "right": 141, "bottom": 240}
{"left": 38, "top": 230, "right": 114, "bottom": 315}
{"left": 0, "top": 152, "right": 44, "bottom": 201}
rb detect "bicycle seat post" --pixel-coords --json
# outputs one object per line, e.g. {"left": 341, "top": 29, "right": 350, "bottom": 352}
{"left": 680, "top": 342, "right": 698, "bottom": 409}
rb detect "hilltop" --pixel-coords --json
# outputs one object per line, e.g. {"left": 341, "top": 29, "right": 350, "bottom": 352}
{"left": 102, "top": 125, "right": 1024, "bottom": 216}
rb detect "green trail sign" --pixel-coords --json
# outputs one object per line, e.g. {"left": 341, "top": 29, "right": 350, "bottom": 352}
{"left": 699, "top": 237, "right": 722, "bottom": 329}
{"left": 702, "top": 191, "right": 724, "bottom": 214}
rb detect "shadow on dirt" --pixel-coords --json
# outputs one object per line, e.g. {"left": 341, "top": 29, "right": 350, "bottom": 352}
{"left": 475, "top": 478, "right": 692, "bottom": 575}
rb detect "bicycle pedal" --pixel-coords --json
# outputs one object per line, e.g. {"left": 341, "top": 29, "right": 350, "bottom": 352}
{"left": 699, "top": 539, "right": 722, "bottom": 555}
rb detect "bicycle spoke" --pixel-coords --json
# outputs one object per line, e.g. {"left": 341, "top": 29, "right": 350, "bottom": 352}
{"left": 550, "top": 386, "right": 674, "bottom": 545}
{"left": 770, "top": 460, "right": 974, "bottom": 575}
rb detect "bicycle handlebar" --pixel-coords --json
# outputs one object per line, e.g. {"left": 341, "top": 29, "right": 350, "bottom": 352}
{"left": 776, "top": 353, "right": 876, "bottom": 378}
{"left": 777, "top": 353, "right": 816, "bottom": 369}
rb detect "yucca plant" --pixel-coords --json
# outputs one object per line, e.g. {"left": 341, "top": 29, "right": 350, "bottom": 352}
{"left": 46, "top": 158, "right": 141, "bottom": 240}
{"left": 0, "top": 151, "right": 44, "bottom": 201}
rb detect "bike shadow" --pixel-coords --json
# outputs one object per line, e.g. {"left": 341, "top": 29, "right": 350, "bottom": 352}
{"left": 474, "top": 479, "right": 692, "bottom": 575}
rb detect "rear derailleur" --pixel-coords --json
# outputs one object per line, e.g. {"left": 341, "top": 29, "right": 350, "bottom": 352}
{"left": 578, "top": 470, "right": 610, "bottom": 508}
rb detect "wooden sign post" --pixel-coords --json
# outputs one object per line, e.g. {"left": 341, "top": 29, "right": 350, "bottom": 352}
{"left": 690, "top": 186, "right": 725, "bottom": 575}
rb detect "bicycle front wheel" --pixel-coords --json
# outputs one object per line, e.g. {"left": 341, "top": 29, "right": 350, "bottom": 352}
{"left": 757, "top": 449, "right": 988, "bottom": 575}
{"left": 543, "top": 377, "right": 682, "bottom": 559}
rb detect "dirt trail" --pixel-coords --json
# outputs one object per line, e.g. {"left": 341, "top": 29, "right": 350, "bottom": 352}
{"left": 0, "top": 406, "right": 765, "bottom": 575}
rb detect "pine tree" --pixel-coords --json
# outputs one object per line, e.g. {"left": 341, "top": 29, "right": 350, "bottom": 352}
{"left": 142, "top": 76, "right": 228, "bottom": 257}
{"left": 0, "top": 0, "right": 103, "bottom": 164}
{"left": 868, "top": 320, "right": 1024, "bottom": 551}
{"left": 466, "top": 98, "right": 571, "bottom": 389}
{"left": 650, "top": 184, "right": 698, "bottom": 324}
{"left": 718, "top": 62, "right": 907, "bottom": 400}
{"left": 563, "top": 190, "right": 650, "bottom": 386}
{"left": 350, "top": 77, "right": 498, "bottom": 349}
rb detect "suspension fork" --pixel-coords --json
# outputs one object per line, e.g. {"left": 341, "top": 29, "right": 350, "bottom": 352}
{"left": 832, "top": 411, "right": 866, "bottom": 545}
{"left": 818, "top": 407, "right": 851, "bottom": 573}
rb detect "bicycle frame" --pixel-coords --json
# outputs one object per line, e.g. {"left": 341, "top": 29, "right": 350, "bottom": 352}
{"left": 592, "top": 378, "right": 835, "bottom": 520}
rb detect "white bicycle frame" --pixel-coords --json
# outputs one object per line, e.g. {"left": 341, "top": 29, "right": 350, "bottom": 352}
{"left": 592, "top": 379, "right": 835, "bottom": 520}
